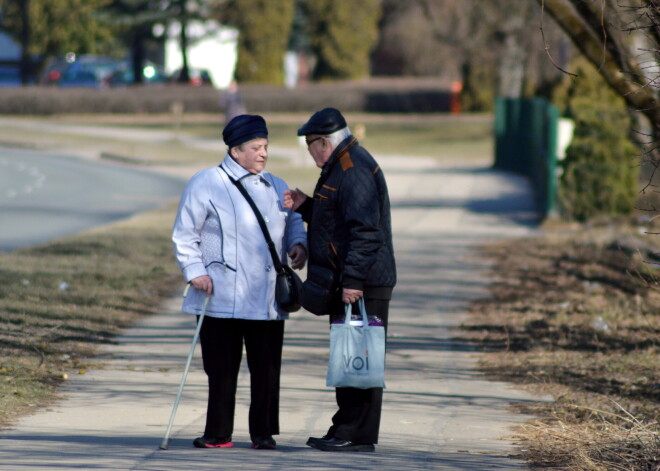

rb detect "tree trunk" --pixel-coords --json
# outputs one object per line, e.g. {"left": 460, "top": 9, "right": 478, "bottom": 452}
{"left": 498, "top": 35, "right": 525, "bottom": 98}
{"left": 20, "top": 0, "right": 31, "bottom": 86}
{"left": 178, "top": 0, "right": 190, "bottom": 84}
{"left": 131, "top": 29, "right": 146, "bottom": 85}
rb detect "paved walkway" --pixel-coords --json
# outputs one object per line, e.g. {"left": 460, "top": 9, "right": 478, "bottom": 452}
{"left": 0, "top": 131, "right": 550, "bottom": 470}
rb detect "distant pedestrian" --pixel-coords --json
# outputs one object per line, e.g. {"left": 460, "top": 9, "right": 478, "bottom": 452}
{"left": 172, "top": 114, "right": 307, "bottom": 450}
{"left": 220, "top": 80, "right": 246, "bottom": 125}
{"left": 283, "top": 107, "right": 396, "bottom": 452}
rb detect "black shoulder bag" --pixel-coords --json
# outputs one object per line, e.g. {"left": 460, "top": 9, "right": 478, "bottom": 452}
{"left": 223, "top": 169, "right": 302, "bottom": 313}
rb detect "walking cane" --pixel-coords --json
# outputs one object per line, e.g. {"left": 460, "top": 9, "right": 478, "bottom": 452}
{"left": 159, "top": 289, "right": 210, "bottom": 450}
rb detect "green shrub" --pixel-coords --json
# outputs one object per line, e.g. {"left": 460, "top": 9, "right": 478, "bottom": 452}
{"left": 553, "top": 59, "right": 639, "bottom": 221}
{"left": 460, "top": 63, "right": 494, "bottom": 113}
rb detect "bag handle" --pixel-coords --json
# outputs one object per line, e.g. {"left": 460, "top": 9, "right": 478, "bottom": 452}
{"left": 221, "top": 166, "right": 285, "bottom": 274}
{"left": 343, "top": 298, "right": 369, "bottom": 327}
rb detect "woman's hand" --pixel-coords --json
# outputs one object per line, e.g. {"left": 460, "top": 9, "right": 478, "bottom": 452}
{"left": 283, "top": 188, "right": 307, "bottom": 211}
{"left": 190, "top": 275, "right": 213, "bottom": 295}
{"left": 288, "top": 244, "right": 307, "bottom": 270}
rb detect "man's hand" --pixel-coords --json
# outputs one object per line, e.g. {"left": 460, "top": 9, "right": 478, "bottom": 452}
{"left": 190, "top": 275, "right": 213, "bottom": 295}
{"left": 283, "top": 188, "right": 307, "bottom": 211}
{"left": 288, "top": 244, "right": 307, "bottom": 270}
{"left": 342, "top": 288, "right": 363, "bottom": 304}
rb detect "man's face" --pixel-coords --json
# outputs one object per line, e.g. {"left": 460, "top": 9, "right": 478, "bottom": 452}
{"left": 305, "top": 135, "right": 332, "bottom": 168}
{"left": 231, "top": 138, "right": 268, "bottom": 174}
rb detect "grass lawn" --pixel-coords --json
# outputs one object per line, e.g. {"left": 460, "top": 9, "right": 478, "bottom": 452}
{"left": 50, "top": 111, "right": 494, "bottom": 162}
{"left": 0, "top": 204, "right": 181, "bottom": 427}
{"left": 465, "top": 223, "right": 660, "bottom": 470}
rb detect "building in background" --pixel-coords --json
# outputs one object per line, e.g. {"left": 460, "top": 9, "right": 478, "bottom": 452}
{"left": 163, "top": 20, "right": 238, "bottom": 89}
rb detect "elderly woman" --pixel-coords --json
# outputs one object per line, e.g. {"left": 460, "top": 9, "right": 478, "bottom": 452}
{"left": 172, "top": 114, "right": 307, "bottom": 450}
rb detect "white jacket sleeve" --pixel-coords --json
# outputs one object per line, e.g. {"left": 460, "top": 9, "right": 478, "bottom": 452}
{"left": 285, "top": 209, "right": 307, "bottom": 252}
{"left": 271, "top": 176, "right": 307, "bottom": 253}
{"left": 172, "top": 174, "right": 210, "bottom": 282}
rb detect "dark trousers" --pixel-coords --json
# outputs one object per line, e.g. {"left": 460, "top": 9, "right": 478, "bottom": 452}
{"left": 198, "top": 317, "right": 284, "bottom": 439}
{"left": 327, "top": 298, "right": 390, "bottom": 444}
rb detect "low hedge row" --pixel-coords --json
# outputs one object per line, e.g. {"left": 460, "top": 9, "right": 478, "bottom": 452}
{"left": 0, "top": 78, "right": 452, "bottom": 115}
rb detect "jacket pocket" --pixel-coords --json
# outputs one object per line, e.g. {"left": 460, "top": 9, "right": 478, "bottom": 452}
{"left": 207, "top": 263, "right": 237, "bottom": 307}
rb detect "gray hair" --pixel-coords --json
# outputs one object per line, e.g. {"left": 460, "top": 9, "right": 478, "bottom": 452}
{"left": 324, "top": 126, "right": 351, "bottom": 148}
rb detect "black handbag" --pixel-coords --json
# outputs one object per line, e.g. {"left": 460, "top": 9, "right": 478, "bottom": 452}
{"left": 301, "top": 264, "right": 341, "bottom": 315}
{"left": 223, "top": 168, "right": 302, "bottom": 312}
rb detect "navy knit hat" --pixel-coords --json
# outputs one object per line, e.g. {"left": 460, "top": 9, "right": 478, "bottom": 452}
{"left": 297, "top": 107, "right": 347, "bottom": 136}
{"left": 223, "top": 114, "right": 268, "bottom": 148}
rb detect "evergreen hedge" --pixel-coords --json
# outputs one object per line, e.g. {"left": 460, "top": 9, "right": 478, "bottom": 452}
{"left": 0, "top": 79, "right": 452, "bottom": 115}
{"left": 553, "top": 59, "right": 640, "bottom": 221}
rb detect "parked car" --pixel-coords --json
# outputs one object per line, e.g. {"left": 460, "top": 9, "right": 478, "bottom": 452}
{"left": 40, "top": 57, "right": 71, "bottom": 85}
{"left": 41, "top": 55, "right": 122, "bottom": 88}
{"left": 0, "top": 66, "right": 37, "bottom": 86}
{"left": 169, "top": 67, "right": 213, "bottom": 86}
{"left": 61, "top": 56, "right": 122, "bottom": 88}
{"left": 107, "top": 63, "right": 168, "bottom": 87}
{"left": 0, "top": 66, "right": 22, "bottom": 87}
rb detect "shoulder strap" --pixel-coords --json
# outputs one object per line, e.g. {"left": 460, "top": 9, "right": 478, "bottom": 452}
{"left": 220, "top": 166, "right": 285, "bottom": 273}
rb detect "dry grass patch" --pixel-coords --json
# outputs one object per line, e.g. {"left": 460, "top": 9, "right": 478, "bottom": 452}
{"left": 0, "top": 204, "right": 182, "bottom": 428}
{"left": 464, "top": 222, "right": 660, "bottom": 470}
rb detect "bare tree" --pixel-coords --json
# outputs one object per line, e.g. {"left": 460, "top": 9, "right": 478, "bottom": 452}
{"left": 372, "top": 0, "right": 569, "bottom": 109}
{"left": 537, "top": 1, "right": 660, "bottom": 210}
{"left": 537, "top": 0, "right": 660, "bottom": 134}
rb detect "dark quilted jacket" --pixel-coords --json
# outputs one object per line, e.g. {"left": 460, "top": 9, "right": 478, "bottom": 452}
{"left": 297, "top": 136, "right": 396, "bottom": 297}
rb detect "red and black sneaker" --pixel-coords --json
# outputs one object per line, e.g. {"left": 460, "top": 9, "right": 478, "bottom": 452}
{"left": 193, "top": 435, "right": 233, "bottom": 448}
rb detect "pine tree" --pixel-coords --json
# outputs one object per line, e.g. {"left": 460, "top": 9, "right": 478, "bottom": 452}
{"left": 302, "top": 0, "right": 381, "bottom": 80}
{"left": 220, "top": 0, "right": 295, "bottom": 84}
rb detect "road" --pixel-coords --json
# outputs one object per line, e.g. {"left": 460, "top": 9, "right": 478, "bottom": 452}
{"left": 0, "top": 148, "right": 185, "bottom": 251}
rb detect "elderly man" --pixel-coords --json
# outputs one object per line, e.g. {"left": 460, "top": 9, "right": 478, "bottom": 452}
{"left": 284, "top": 108, "right": 397, "bottom": 452}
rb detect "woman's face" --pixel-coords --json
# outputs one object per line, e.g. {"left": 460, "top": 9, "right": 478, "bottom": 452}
{"left": 231, "top": 138, "right": 268, "bottom": 174}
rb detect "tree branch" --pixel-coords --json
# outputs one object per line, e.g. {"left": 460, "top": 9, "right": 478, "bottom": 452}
{"left": 540, "top": 0, "right": 579, "bottom": 77}
{"left": 538, "top": 0, "right": 660, "bottom": 130}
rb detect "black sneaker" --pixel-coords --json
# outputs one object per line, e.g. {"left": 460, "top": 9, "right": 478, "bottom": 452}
{"left": 193, "top": 435, "right": 233, "bottom": 448}
{"left": 251, "top": 435, "right": 276, "bottom": 449}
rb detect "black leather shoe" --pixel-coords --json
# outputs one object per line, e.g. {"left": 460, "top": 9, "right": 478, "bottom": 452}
{"left": 306, "top": 434, "right": 332, "bottom": 447}
{"left": 311, "top": 437, "right": 375, "bottom": 452}
{"left": 251, "top": 435, "right": 276, "bottom": 450}
{"left": 193, "top": 435, "right": 233, "bottom": 448}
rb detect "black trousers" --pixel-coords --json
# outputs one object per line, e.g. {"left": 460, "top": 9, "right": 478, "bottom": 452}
{"left": 198, "top": 317, "right": 284, "bottom": 439}
{"left": 327, "top": 298, "right": 390, "bottom": 445}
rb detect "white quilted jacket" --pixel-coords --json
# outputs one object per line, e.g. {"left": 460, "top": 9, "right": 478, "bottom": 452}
{"left": 172, "top": 155, "right": 307, "bottom": 320}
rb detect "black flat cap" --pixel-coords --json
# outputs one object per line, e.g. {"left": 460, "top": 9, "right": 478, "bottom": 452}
{"left": 223, "top": 114, "right": 268, "bottom": 148}
{"left": 297, "top": 107, "right": 347, "bottom": 136}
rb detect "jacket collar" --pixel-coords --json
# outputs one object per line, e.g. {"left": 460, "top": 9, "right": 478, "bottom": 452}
{"left": 321, "top": 136, "right": 357, "bottom": 175}
{"left": 219, "top": 154, "right": 270, "bottom": 185}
